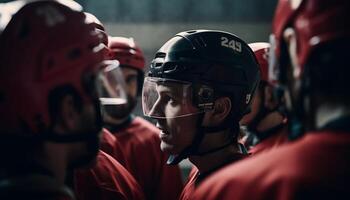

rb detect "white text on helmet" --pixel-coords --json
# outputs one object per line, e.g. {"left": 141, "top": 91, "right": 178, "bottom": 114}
{"left": 221, "top": 37, "right": 242, "bottom": 53}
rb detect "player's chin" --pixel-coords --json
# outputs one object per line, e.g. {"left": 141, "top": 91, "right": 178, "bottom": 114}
{"left": 160, "top": 141, "right": 179, "bottom": 155}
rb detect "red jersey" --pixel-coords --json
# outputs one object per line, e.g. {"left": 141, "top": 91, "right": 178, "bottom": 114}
{"left": 100, "top": 117, "right": 183, "bottom": 200}
{"left": 179, "top": 167, "right": 199, "bottom": 200}
{"left": 100, "top": 128, "right": 128, "bottom": 166}
{"left": 0, "top": 174, "right": 75, "bottom": 200}
{"left": 193, "top": 131, "right": 350, "bottom": 200}
{"left": 74, "top": 150, "right": 145, "bottom": 200}
{"left": 180, "top": 153, "right": 248, "bottom": 200}
{"left": 249, "top": 126, "right": 289, "bottom": 155}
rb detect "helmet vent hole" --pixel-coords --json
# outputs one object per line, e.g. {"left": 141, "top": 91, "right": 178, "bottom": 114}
{"left": 18, "top": 22, "right": 30, "bottom": 39}
{"left": 34, "top": 114, "right": 46, "bottom": 133}
{"left": 0, "top": 92, "right": 4, "bottom": 103}
{"left": 186, "top": 30, "right": 197, "bottom": 34}
{"left": 46, "top": 58, "right": 55, "bottom": 69}
{"left": 67, "top": 48, "right": 82, "bottom": 60}
{"left": 155, "top": 52, "right": 166, "bottom": 58}
{"left": 88, "top": 44, "right": 95, "bottom": 50}
{"left": 155, "top": 63, "right": 163, "bottom": 67}
{"left": 163, "top": 63, "right": 178, "bottom": 72}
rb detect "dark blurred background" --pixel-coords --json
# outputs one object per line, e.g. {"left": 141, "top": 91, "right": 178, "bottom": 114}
{"left": 77, "top": 0, "right": 277, "bottom": 63}
{"left": 0, "top": 0, "right": 278, "bottom": 80}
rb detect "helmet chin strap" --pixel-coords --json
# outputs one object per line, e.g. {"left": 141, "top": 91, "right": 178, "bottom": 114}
{"left": 40, "top": 130, "right": 101, "bottom": 143}
{"left": 247, "top": 92, "right": 271, "bottom": 138}
{"left": 287, "top": 66, "right": 311, "bottom": 141}
{"left": 167, "top": 113, "right": 240, "bottom": 165}
{"left": 287, "top": 87, "right": 309, "bottom": 140}
{"left": 247, "top": 90, "right": 281, "bottom": 141}
{"left": 167, "top": 113, "right": 206, "bottom": 165}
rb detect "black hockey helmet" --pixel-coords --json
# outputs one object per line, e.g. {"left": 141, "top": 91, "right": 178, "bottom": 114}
{"left": 143, "top": 30, "right": 260, "bottom": 120}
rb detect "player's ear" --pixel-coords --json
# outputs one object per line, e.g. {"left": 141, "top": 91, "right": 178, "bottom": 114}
{"left": 203, "top": 97, "right": 231, "bottom": 126}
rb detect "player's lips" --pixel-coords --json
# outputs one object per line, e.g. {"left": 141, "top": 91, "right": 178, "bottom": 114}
{"left": 159, "top": 130, "right": 172, "bottom": 143}
{"left": 156, "top": 123, "right": 171, "bottom": 141}
{"left": 156, "top": 123, "right": 166, "bottom": 132}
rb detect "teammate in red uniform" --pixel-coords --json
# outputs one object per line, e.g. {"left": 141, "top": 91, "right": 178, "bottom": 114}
{"left": 0, "top": 1, "right": 107, "bottom": 199}
{"left": 193, "top": 0, "right": 350, "bottom": 199}
{"left": 99, "top": 36, "right": 183, "bottom": 200}
{"left": 73, "top": 150, "right": 145, "bottom": 200}
{"left": 240, "top": 42, "right": 288, "bottom": 154}
{"left": 142, "top": 30, "right": 260, "bottom": 199}
{"left": 71, "top": 13, "right": 146, "bottom": 200}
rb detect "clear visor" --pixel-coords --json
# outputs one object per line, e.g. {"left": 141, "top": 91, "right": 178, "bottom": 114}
{"left": 268, "top": 34, "right": 279, "bottom": 84}
{"left": 96, "top": 60, "right": 128, "bottom": 106}
{"left": 142, "top": 77, "right": 203, "bottom": 119}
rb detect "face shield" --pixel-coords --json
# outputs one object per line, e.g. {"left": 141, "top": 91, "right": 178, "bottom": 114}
{"left": 96, "top": 60, "right": 128, "bottom": 106}
{"left": 142, "top": 77, "right": 204, "bottom": 119}
{"left": 269, "top": 34, "right": 292, "bottom": 91}
{"left": 268, "top": 34, "right": 279, "bottom": 85}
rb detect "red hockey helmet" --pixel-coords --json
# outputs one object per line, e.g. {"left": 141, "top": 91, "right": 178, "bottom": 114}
{"left": 84, "top": 12, "right": 108, "bottom": 47}
{"left": 269, "top": 0, "right": 350, "bottom": 82}
{"left": 0, "top": 0, "right": 106, "bottom": 135}
{"left": 108, "top": 36, "right": 145, "bottom": 71}
{"left": 249, "top": 42, "right": 270, "bottom": 83}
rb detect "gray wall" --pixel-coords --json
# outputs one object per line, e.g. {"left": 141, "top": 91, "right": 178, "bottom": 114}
{"left": 82, "top": 0, "right": 277, "bottom": 23}
{"left": 105, "top": 22, "right": 272, "bottom": 66}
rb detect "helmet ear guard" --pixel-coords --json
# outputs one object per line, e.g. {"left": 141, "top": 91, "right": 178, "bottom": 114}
{"left": 193, "top": 84, "right": 215, "bottom": 111}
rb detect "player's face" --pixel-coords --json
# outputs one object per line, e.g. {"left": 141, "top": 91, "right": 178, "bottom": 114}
{"left": 149, "top": 83, "right": 199, "bottom": 154}
{"left": 68, "top": 102, "right": 102, "bottom": 168}
{"left": 102, "top": 67, "right": 138, "bottom": 119}
{"left": 122, "top": 67, "right": 138, "bottom": 99}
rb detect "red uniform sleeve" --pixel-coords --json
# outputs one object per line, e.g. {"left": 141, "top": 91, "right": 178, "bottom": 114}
{"left": 74, "top": 150, "right": 145, "bottom": 200}
{"left": 100, "top": 128, "right": 129, "bottom": 168}
{"left": 102, "top": 117, "right": 183, "bottom": 200}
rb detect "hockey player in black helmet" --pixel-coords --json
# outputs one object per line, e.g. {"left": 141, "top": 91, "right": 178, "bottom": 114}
{"left": 142, "top": 30, "right": 260, "bottom": 199}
